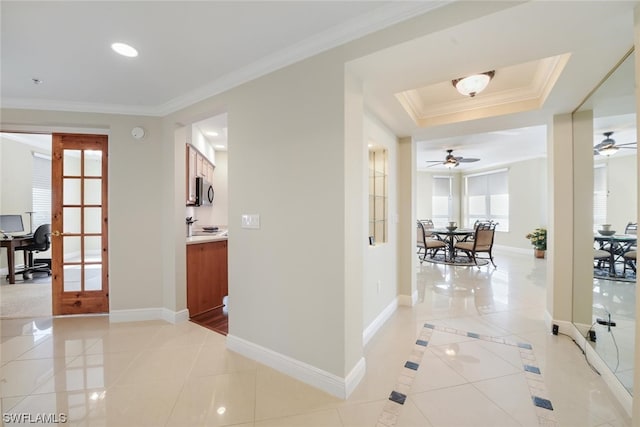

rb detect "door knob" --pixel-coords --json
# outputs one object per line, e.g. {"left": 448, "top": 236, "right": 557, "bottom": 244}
{"left": 52, "top": 230, "right": 61, "bottom": 237}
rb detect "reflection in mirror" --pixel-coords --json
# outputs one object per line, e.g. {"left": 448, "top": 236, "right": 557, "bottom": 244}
{"left": 574, "top": 48, "right": 636, "bottom": 395}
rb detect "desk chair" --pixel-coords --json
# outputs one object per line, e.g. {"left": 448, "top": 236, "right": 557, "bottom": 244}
{"left": 15, "top": 224, "right": 51, "bottom": 279}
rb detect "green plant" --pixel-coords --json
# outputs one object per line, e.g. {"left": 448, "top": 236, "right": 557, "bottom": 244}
{"left": 526, "top": 227, "right": 547, "bottom": 250}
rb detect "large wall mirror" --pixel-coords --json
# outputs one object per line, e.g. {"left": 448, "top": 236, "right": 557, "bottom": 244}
{"left": 573, "top": 47, "right": 637, "bottom": 395}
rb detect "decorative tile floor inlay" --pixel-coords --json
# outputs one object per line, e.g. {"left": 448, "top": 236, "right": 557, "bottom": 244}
{"left": 376, "top": 323, "right": 558, "bottom": 427}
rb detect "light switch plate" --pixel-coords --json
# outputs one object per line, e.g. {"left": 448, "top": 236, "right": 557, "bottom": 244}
{"left": 241, "top": 214, "right": 260, "bottom": 229}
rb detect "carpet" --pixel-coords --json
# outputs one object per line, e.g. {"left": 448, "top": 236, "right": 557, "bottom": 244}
{"left": 421, "top": 254, "right": 490, "bottom": 267}
{"left": 0, "top": 278, "right": 52, "bottom": 318}
{"left": 594, "top": 267, "right": 636, "bottom": 283}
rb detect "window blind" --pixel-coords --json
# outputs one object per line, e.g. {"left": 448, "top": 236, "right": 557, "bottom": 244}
{"left": 32, "top": 153, "right": 51, "bottom": 230}
{"left": 464, "top": 169, "right": 509, "bottom": 231}
{"left": 432, "top": 176, "right": 452, "bottom": 227}
{"left": 593, "top": 165, "right": 607, "bottom": 231}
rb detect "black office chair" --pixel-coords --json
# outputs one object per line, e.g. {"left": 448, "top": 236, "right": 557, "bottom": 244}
{"left": 16, "top": 224, "right": 52, "bottom": 279}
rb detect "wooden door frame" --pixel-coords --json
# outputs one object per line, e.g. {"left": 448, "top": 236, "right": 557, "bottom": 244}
{"left": 51, "top": 133, "right": 109, "bottom": 315}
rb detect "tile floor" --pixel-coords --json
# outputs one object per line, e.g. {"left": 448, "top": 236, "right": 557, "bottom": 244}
{"left": 0, "top": 249, "right": 633, "bottom": 426}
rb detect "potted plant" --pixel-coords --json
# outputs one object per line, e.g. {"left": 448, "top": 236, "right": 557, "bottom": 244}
{"left": 526, "top": 227, "right": 547, "bottom": 258}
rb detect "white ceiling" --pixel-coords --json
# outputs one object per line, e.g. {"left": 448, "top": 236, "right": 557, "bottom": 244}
{"left": 1, "top": 1, "right": 637, "bottom": 167}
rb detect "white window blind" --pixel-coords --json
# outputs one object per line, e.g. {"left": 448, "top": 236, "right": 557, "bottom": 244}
{"left": 593, "top": 165, "right": 607, "bottom": 231}
{"left": 464, "top": 169, "right": 509, "bottom": 231}
{"left": 32, "top": 153, "right": 51, "bottom": 231}
{"left": 432, "top": 176, "right": 452, "bottom": 227}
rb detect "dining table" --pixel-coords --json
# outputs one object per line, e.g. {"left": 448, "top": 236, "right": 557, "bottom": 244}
{"left": 431, "top": 228, "right": 475, "bottom": 263}
{"left": 593, "top": 233, "right": 637, "bottom": 277}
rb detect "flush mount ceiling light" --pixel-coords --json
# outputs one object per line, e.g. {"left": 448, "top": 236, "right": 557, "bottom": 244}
{"left": 111, "top": 42, "right": 138, "bottom": 58}
{"left": 452, "top": 70, "right": 495, "bottom": 97}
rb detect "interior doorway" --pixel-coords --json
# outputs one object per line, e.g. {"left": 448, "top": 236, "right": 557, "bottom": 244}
{"left": 0, "top": 132, "right": 53, "bottom": 318}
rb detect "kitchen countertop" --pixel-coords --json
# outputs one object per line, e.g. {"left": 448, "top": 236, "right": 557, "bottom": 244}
{"left": 186, "top": 230, "right": 228, "bottom": 245}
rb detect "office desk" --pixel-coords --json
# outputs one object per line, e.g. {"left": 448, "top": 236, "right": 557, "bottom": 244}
{"left": 1, "top": 236, "right": 33, "bottom": 284}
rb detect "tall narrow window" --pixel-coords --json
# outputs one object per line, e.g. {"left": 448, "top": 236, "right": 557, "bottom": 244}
{"left": 369, "top": 147, "right": 388, "bottom": 244}
{"left": 593, "top": 165, "right": 607, "bottom": 231}
{"left": 464, "top": 169, "right": 509, "bottom": 231}
{"left": 32, "top": 152, "right": 52, "bottom": 232}
{"left": 432, "top": 176, "right": 452, "bottom": 227}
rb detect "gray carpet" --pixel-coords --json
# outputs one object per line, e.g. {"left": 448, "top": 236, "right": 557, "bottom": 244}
{"left": 0, "top": 277, "right": 52, "bottom": 318}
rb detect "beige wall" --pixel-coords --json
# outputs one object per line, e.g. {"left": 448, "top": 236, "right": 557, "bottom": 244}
{"left": 600, "top": 154, "right": 638, "bottom": 232}
{"left": 363, "top": 113, "right": 399, "bottom": 330}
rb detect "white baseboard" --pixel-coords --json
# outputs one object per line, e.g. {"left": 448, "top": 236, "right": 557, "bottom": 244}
{"left": 549, "top": 317, "right": 632, "bottom": 417}
{"left": 363, "top": 297, "right": 398, "bottom": 346}
{"left": 226, "top": 334, "right": 366, "bottom": 399}
{"left": 110, "top": 307, "right": 188, "bottom": 324}
{"left": 398, "top": 290, "right": 418, "bottom": 307}
{"left": 493, "top": 244, "right": 532, "bottom": 255}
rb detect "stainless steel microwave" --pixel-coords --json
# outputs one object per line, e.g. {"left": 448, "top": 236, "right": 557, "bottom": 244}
{"left": 195, "top": 177, "right": 214, "bottom": 206}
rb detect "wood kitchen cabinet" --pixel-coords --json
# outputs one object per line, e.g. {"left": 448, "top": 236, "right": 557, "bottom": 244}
{"left": 186, "top": 144, "right": 197, "bottom": 204}
{"left": 186, "top": 143, "right": 215, "bottom": 205}
{"left": 187, "top": 240, "right": 228, "bottom": 317}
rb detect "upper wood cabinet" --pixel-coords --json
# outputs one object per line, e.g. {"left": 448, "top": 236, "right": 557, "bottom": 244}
{"left": 186, "top": 143, "right": 215, "bottom": 205}
{"left": 186, "top": 144, "right": 198, "bottom": 205}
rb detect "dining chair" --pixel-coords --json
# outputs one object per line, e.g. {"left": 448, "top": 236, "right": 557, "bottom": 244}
{"left": 416, "top": 220, "right": 446, "bottom": 262}
{"left": 623, "top": 250, "right": 636, "bottom": 274}
{"left": 624, "top": 222, "right": 637, "bottom": 235}
{"left": 454, "top": 222, "right": 498, "bottom": 268}
{"left": 594, "top": 248, "right": 611, "bottom": 271}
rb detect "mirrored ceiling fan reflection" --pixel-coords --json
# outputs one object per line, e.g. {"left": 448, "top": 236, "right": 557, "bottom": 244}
{"left": 594, "top": 131, "right": 637, "bottom": 156}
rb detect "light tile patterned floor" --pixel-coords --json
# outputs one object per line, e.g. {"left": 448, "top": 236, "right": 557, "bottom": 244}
{"left": 0, "top": 249, "right": 633, "bottom": 426}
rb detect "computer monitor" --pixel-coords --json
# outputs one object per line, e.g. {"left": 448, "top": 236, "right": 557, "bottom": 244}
{"left": 0, "top": 214, "right": 25, "bottom": 234}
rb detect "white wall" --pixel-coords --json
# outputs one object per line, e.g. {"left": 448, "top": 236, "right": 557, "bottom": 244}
{"left": 0, "top": 136, "right": 52, "bottom": 269}
{"left": 363, "top": 113, "right": 399, "bottom": 331}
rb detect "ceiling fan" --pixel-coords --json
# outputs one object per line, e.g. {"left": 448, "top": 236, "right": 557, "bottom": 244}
{"left": 594, "top": 131, "right": 637, "bottom": 156}
{"left": 426, "top": 149, "right": 480, "bottom": 168}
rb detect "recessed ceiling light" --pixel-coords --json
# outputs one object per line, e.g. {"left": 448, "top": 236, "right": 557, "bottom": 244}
{"left": 206, "top": 131, "right": 219, "bottom": 137}
{"left": 111, "top": 42, "right": 138, "bottom": 58}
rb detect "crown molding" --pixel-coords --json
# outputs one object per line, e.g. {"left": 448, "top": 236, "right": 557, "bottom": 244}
{"left": 1, "top": 1, "right": 451, "bottom": 117}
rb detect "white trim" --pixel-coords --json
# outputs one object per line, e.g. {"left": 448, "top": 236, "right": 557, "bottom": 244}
{"left": 493, "top": 244, "right": 533, "bottom": 255}
{"left": 463, "top": 167, "right": 510, "bottom": 179}
{"left": 0, "top": 124, "right": 109, "bottom": 135}
{"left": 363, "top": 297, "right": 398, "bottom": 346}
{"left": 549, "top": 316, "right": 632, "bottom": 417}
{"left": 226, "top": 334, "right": 366, "bottom": 399}
{"left": 1, "top": 2, "right": 452, "bottom": 116}
{"left": 109, "top": 307, "right": 188, "bottom": 324}
{"left": 398, "top": 290, "right": 418, "bottom": 307}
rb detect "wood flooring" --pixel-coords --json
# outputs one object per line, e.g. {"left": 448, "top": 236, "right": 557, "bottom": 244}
{"left": 190, "top": 306, "right": 228, "bottom": 336}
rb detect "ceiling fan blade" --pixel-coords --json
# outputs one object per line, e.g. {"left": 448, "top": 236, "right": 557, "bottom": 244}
{"left": 426, "top": 160, "right": 443, "bottom": 163}
{"left": 427, "top": 163, "right": 444, "bottom": 168}
{"left": 616, "top": 142, "right": 637, "bottom": 147}
{"left": 618, "top": 146, "right": 637, "bottom": 149}
{"left": 458, "top": 158, "right": 480, "bottom": 163}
